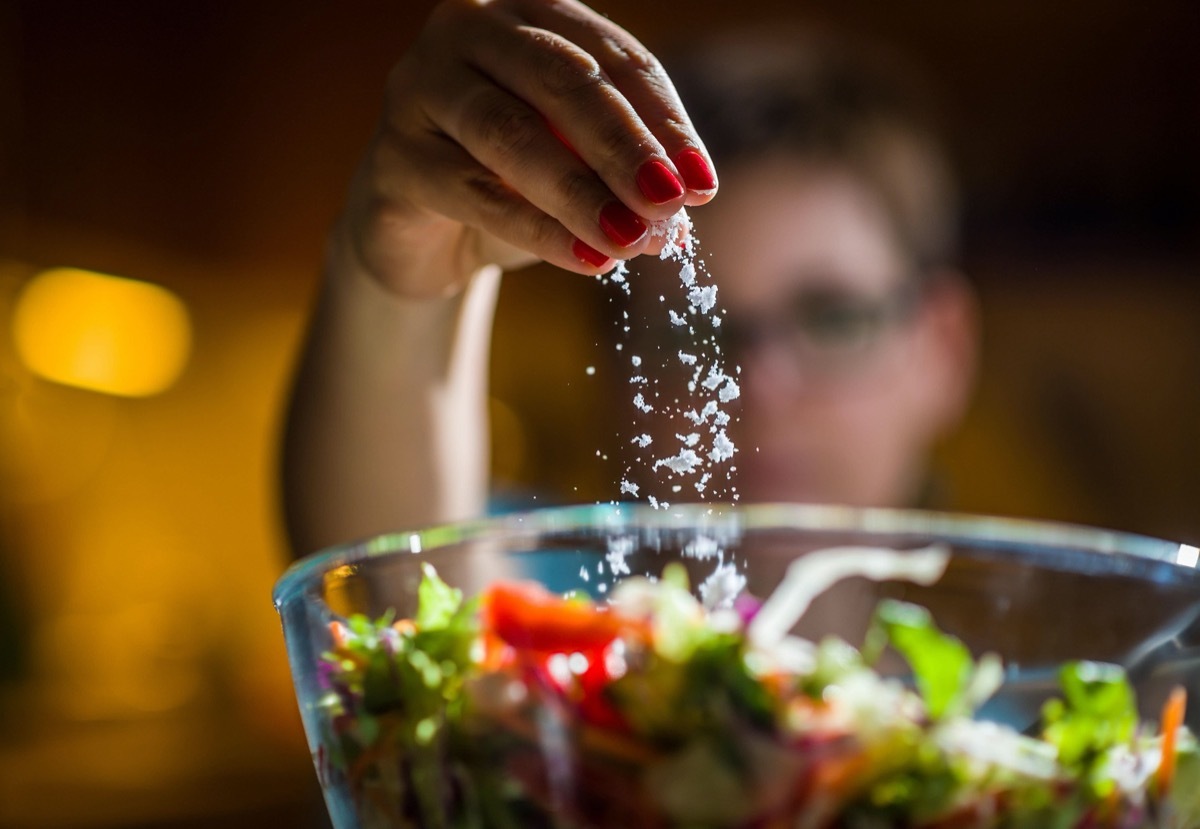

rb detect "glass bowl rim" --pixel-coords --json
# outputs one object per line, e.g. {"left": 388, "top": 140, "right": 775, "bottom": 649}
{"left": 273, "top": 502, "right": 1198, "bottom": 612}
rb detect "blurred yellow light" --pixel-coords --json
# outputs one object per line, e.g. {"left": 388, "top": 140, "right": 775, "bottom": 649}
{"left": 12, "top": 267, "right": 191, "bottom": 397}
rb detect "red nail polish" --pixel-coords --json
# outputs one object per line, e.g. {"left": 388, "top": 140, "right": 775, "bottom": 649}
{"left": 599, "top": 202, "right": 648, "bottom": 248}
{"left": 674, "top": 149, "right": 717, "bottom": 191}
{"left": 573, "top": 238, "right": 610, "bottom": 267}
{"left": 636, "top": 160, "right": 684, "bottom": 204}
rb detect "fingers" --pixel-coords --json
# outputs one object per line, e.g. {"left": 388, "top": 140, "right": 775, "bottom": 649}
{"left": 376, "top": 0, "right": 716, "bottom": 276}
{"left": 512, "top": 0, "right": 718, "bottom": 203}
{"left": 374, "top": 124, "right": 618, "bottom": 275}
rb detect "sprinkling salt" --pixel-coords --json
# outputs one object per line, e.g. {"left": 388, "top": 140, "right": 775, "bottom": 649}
{"left": 603, "top": 204, "right": 740, "bottom": 514}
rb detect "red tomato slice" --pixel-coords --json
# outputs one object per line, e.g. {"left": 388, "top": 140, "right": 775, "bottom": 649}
{"left": 483, "top": 581, "right": 625, "bottom": 653}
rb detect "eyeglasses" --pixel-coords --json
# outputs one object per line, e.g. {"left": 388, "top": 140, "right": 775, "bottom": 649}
{"left": 630, "top": 279, "right": 924, "bottom": 377}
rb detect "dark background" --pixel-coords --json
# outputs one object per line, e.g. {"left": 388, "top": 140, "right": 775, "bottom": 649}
{"left": 1, "top": 1, "right": 1198, "bottom": 826}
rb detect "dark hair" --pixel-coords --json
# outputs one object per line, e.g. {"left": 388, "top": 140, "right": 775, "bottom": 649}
{"left": 666, "top": 29, "right": 960, "bottom": 273}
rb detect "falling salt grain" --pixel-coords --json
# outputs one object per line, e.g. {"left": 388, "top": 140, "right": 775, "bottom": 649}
{"left": 678, "top": 351, "right": 697, "bottom": 366}
{"left": 719, "top": 379, "right": 740, "bottom": 403}
{"left": 654, "top": 449, "right": 702, "bottom": 476}
{"left": 633, "top": 393, "right": 653, "bottom": 413}
{"left": 687, "top": 284, "right": 718, "bottom": 315}
{"left": 620, "top": 479, "right": 640, "bottom": 497}
{"left": 585, "top": 366, "right": 596, "bottom": 376}
{"left": 709, "top": 430, "right": 736, "bottom": 463}
{"left": 679, "top": 261, "right": 696, "bottom": 286}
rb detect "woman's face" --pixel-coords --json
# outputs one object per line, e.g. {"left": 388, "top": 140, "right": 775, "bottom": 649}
{"left": 628, "top": 158, "right": 975, "bottom": 507}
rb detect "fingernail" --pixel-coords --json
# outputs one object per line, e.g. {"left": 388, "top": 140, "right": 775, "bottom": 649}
{"left": 573, "top": 238, "right": 610, "bottom": 267}
{"left": 636, "top": 160, "right": 684, "bottom": 204}
{"left": 599, "top": 202, "right": 648, "bottom": 248}
{"left": 673, "top": 149, "right": 717, "bottom": 192}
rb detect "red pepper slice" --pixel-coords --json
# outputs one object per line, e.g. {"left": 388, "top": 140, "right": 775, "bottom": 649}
{"left": 483, "top": 580, "right": 625, "bottom": 653}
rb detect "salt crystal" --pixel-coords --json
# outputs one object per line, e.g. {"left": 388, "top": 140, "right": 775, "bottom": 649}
{"left": 684, "top": 535, "right": 720, "bottom": 560}
{"left": 687, "top": 284, "right": 718, "bottom": 315}
{"left": 699, "top": 562, "right": 747, "bottom": 611}
{"left": 679, "top": 261, "right": 696, "bottom": 286}
{"left": 678, "top": 351, "right": 697, "bottom": 365}
{"left": 631, "top": 355, "right": 642, "bottom": 367}
{"left": 631, "top": 434, "right": 652, "bottom": 448}
{"left": 676, "top": 432, "right": 700, "bottom": 448}
{"left": 702, "top": 366, "right": 725, "bottom": 390}
{"left": 633, "top": 393, "right": 653, "bottom": 413}
{"left": 709, "top": 430, "right": 736, "bottom": 463}
{"left": 585, "top": 366, "right": 596, "bottom": 376}
{"left": 654, "top": 449, "right": 702, "bottom": 476}
{"left": 669, "top": 310, "right": 687, "bottom": 327}
{"left": 620, "top": 479, "right": 640, "bottom": 497}
{"left": 719, "top": 379, "right": 740, "bottom": 403}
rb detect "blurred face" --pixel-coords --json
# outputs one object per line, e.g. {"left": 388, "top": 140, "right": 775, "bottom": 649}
{"left": 628, "top": 158, "right": 975, "bottom": 507}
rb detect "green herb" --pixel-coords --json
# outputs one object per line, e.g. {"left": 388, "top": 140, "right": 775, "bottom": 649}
{"left": 1041, "top": 661, "right": 1136, "bottom": 773}
{"left": 869, "top": 600, "right": 974, "bottom": 720}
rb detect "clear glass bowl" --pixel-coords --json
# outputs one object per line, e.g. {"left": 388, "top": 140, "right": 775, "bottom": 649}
{"left": 273, "top": 503, "right": 1200, "bottom": 828}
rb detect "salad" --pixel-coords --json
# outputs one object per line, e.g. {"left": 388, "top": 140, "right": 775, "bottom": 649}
{"left": 313, "top": 557, "right": 1199, "bottom": 829}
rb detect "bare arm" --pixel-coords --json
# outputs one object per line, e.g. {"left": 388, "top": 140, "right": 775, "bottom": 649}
{"left": 281, "top": 0, "right": 718, "bottom": 556}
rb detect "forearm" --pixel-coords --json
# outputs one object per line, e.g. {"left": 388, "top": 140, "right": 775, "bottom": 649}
{"left": 282, "top": 231, "right": 502, "bottom": 557}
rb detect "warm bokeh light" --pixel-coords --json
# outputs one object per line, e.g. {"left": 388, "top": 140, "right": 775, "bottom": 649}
{"left": 12, "top": 267, "right": 191, "bottom": 397}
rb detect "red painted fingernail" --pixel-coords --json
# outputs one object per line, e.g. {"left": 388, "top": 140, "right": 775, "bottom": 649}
{"left": 599, "top": 202, "right": 648, "bottom": 248}
{"left": 636, "top": 160, "right": 684, "bottom": 204}
{"left": 573, "top": 238, "right": 610, "bottom": 267}
{"left": 674, "top": 149, "right": 717, "bottom": 191}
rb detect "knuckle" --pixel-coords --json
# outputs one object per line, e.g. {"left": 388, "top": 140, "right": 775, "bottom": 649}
{"left": 468, "top": 93, "right": 542, "bottom": 162}
{"left": 556, "top": 168, "right": 600, "bottom": 210}
{"left": 527, "top": 31, "right": 605, "bottom": 97}
{"left": 462, "top": 169, "right": 513, "bottom": 214}
{"left": 606, "top": 37, "right": 667, "bottom": 87}
{"left": 594, "top": 116, "right": 639, "bottom": 165}
{"left": 524, "top": 213, "right": 562, "bottom": 252}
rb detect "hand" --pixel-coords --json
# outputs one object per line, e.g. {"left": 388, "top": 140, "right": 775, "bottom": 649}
{"left": 339, "top": 0, "right": 719, "bottom": 298}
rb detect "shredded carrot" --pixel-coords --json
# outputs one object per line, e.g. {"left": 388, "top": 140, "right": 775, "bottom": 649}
{"left": 1157, "top": 685, "right": 1187, "bottom": 796}
{"left": 329, "top": 620, "right": 348, "bottom": 649}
